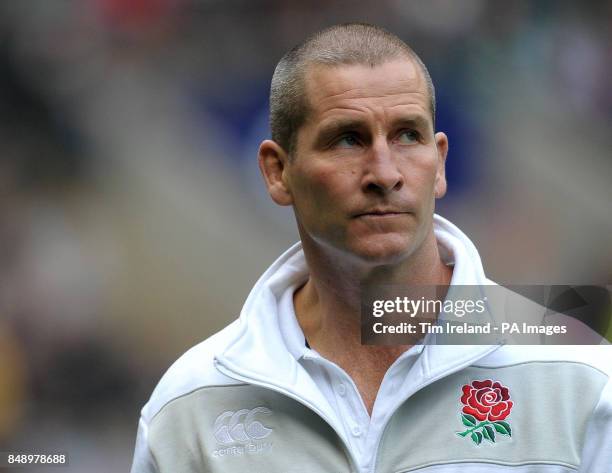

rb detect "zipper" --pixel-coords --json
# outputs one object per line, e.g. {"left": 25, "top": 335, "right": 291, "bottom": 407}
{"left": 214, "top": 356, "right": 362, "bottom": 473}
{"left": 368, "top": 344, "right": 501, "bottom": 473}
{"left": 367, "top": 371, "right": 449, "bottom": 473}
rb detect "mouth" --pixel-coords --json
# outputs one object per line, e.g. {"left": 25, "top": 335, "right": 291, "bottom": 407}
{"left": 352, "top": 209, "right": 411, "bottom": 219}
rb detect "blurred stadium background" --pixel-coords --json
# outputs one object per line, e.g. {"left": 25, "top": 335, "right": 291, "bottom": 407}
{"left": 0, "top": 0, "right": 610, "bottom": 470}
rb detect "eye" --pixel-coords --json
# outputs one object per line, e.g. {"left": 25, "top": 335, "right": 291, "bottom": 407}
{"left": 334, "top": 134, "right": 360, "bottom": 148}
{"left": 396, "top": 130, "right": 419, "bottom": 144}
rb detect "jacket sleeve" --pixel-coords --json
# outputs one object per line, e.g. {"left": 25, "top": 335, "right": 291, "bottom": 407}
{"left": 578, "top": 376, "right": 612, "bottom": 472}
{"left": 130, "top": 416, "right": 159, "bottom": 473}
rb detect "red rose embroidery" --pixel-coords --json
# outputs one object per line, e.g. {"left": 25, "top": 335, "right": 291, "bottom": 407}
{"left": 461, "top": 379, "right": 513, "bottom": 421}
{"left": 456, "top": 379, "right": 513, "bottom": 445}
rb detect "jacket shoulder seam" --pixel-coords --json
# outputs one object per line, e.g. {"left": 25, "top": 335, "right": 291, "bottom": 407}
{"left": 149, "top": 383, "right": 250, "bottom": 423}
{"left": 470, "top": 359, "right": 609, "bottom": 378}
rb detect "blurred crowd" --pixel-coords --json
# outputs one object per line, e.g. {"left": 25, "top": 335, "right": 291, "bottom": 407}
{"left": 0, "top": 0, "right": 610, "bottom": 471}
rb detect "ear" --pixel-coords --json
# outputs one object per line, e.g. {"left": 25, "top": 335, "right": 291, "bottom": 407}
{"left": 433, "top": 131, "right": 448, "bottom": 199}
{"left": 258, "top": 140, "right": 293, "bottom": 206}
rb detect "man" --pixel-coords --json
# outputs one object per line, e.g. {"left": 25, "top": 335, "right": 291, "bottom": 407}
{"left": 130, "top": 23, "right": 611, "bottom": 472}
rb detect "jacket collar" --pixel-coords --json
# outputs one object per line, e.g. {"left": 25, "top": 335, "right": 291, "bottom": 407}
{"left": 215, "top": 215, "right": 501, "bottom": 429}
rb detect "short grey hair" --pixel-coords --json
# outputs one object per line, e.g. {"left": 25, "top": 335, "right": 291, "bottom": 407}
{"left": 269, "top": 23, "right": 436, "bottom": 156}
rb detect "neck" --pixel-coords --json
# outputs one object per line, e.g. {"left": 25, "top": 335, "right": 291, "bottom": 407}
{"left": 294, "top": 225, "right": 453, "bottom": 354}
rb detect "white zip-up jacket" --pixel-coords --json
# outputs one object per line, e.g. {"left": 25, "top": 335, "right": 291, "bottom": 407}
{"left": 130, "top": 216, "right": 612, "bottom": 473}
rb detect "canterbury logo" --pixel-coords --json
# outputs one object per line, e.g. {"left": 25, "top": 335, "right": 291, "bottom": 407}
{"left": 213, "top": 407, "right": 273, "bottom": 445}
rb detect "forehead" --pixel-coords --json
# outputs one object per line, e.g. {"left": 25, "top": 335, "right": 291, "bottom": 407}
{"left": 302, "top": 58, "right": 430, "bottom": 124}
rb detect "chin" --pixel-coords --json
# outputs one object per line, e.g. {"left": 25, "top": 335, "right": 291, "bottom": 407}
{"left": 346, "top": 234, "right": 414, "bottom": 265}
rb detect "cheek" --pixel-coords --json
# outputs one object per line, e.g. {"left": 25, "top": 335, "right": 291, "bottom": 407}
{"left": 292, "top": 165, "right": 355, "bottom": 211}
{"left": 400, "top": 154, "right": 440, "bottom": 200}
{"left": 413, "top": 152, "right": 440, "bottom": 183}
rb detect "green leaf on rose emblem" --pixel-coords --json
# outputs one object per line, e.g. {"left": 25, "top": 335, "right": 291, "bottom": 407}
{"left": 493, "top": 421, "right": 512, "bottom": 437}
{"left": 461, "top": 414, "right": 477, "bottom": 426}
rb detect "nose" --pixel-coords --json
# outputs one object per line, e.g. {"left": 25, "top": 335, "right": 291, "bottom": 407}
{"left": 361, "top": 140, "right": 404, "bottom": 194}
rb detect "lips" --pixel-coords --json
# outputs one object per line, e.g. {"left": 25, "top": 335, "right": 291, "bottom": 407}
{"left": 353, "top": 208, "right": 411, "bottom": 218}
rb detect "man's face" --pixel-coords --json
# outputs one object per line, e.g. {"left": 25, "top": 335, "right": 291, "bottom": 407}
{"left": 283, "top": 58, "right": 448, "bottom": 265}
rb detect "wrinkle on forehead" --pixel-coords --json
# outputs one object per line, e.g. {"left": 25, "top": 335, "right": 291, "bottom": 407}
{"left": 303, "top": 59, "right": 428, "bottom": 121}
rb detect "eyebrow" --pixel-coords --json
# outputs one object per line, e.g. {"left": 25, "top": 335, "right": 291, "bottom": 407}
{"left": 393, "top": 115, "right": 431, "bottom": 133}
{"left": 314, "top": 114, "right": 432, "bottom": 148}
{"left": 314, "top": 119, "right": 366, "bottom": 148}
